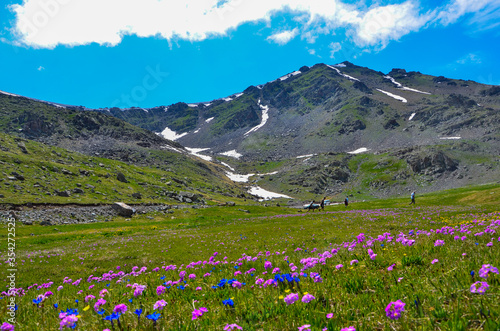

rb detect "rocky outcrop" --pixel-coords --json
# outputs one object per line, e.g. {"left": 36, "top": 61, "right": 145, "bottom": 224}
{"left": 405, "top": 151, "right": 458, "bottom": 174}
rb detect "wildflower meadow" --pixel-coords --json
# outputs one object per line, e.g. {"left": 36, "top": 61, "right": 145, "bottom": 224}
{"left": 1, "top": 192, "right": 499, "bottom": 330}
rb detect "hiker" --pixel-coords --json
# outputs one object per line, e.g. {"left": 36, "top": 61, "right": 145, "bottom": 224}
{"left": 409, "top": 191, "right": 415, "bottom": 205}
{"left": 344, "top": 197, "right": 348, "bottom": 207}
{"left": 320, "top": 197, "right": 326, "bottom": 211}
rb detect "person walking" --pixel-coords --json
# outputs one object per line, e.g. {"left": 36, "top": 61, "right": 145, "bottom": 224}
{"left": 320, "top": 197, "right": 326, "bottom": 211}
{"left": 344, "top": 197, "right": 349, "bottom": 207}
{"left": 409, "top": 191, "right": 415, "bottom": 205}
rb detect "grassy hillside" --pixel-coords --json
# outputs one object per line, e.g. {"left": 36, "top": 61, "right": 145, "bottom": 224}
{"left": 0, "top": 133, "right": 247, "bottom": 205}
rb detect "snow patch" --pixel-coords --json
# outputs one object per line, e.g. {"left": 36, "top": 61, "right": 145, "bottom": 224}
{"left": 223, "top": 97, "right": 233, "bottom": 102}
{"left": 334, "top": 63, "right": 346, "bottom": 68}
{"left": 187, "top": 103, "right": 198, "bottom": 107}
{"left": 326, "top": 65, "right": 360, "bottom": 81}
{"left": 248, "top": 186, "right": 292, "bottom": 201}
{"left": 204, "top": 103, "right": 211, "bottom": 107}
{"left": 161, "top": 127, "right": 188, "bottom": 141}
{"left": 225, "top": 172, "right": 254, "bottom": 183}
{"left": 408, "top": 113, "right": 416, "bottom": 121}
{"left": 220, "top": 150, "right": 242, "bottom": 159}
{"left": 384, "top": 76, "right": 431, "bottom": 95}
{"left": 185, "top": 147, "right": 212, "bottom": 161}
{"left": 348, "top": 147, "right": 369, "bottom": 154}
{"left": 0, "top": 90, "right": 19, "bottom": 97}
{"left": 245, "top": 100, "right": 269, "bottom": 136}
{"left": 439, "top": 137, "right": 461, "bottom": 140}
{"left": 234, "top": 93, "right": 244, "bottom": 98}
{"left": 220, "top": 162, "right": 235, "bottom": 171}
{"left": 279, "top": 70, "right": 301, "bottom": 81}
{"left": 296, "top": 154, "right": 315, "bottom": 159}
{"left": 376, "top": 89, "right": 407, "bottom": 103}
{"left": 205, "top": 117, "right": 214, "bottom": 123}
{"left": 193, "top": 128, "right": 200, "bottom": 134}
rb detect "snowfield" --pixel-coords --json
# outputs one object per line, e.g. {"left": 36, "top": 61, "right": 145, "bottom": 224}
{"left": 376, "top": 89, "right": 407, "bottom": 103}
{"left": 220, "top": 150, "right": 242, "bottom": 159}
{"left": 348, "top": 147, "right": 370, "bottom": 154}
{"left": 161, "top": 127, "right": 189, "bottom": 141}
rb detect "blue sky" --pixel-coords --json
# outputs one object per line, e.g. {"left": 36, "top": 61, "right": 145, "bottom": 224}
{"left": 0, "top": 0, "right": 499, "bottom": 108}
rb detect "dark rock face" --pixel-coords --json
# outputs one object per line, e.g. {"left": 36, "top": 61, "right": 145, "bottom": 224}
{"left": 406, "top": 151, "right": 458, "bottom": 174}
{"left": 481, "top": 86, "right": 500, "bottom": 97}
{"left": 353, "top": 81, "right": 372, "bottom": 94}
{"left": 339, "top": 119, "right": 366, "bottom": 134}
{"left": 447, "top": 94, "right": 477, "bottom": 108}
{"left": 384, "top": 119, "right": 400, "bottom": 130}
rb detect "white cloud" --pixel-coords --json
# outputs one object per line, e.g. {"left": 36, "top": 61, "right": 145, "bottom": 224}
{"left": 354, "top": 1, "right": 431, "bottom": 47}
{"left": 307, "top": 48, "right": 316, "bottom": 55}
{"left": 37, "top": 65, "right": 44, "bottom": 71}
{"left": 9, "top": 0, "right": 497, "bottom": 50}
{"left": 267, "top": 28, "right": 298, "bottom": 45}
{"left": 456, "top": 53, "right": 482, "bottom": 64}
{"left": 436, "top": 0, "right": 499, "bottom": 25}
{"left": 328, "top": 42, "right": 341, "bottom": 58}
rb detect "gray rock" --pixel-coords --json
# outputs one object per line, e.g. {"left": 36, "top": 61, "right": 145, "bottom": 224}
{"left": 22, "top": 220, "right": 33, "bottom": 225}
{"left": 56, "top": 190, "right": 71, "bottom": 197}
{"left": 73, "top": 188, "right": 84, "bottom": 194}
{"left": 112, "top": 202, "right": 135, "bottom": 217}
{"left": 116, "top": 172, "right": 128, "bottom": 183}
{"left": 17, "top": 142, "right": 29, "bottom": 154}
{"left": 11, "top": 172, "right": 25, "bottom": 181}
{"left": 40, "top": 220, "right": 52, "bottom": 226}
{"left": 132, "top": 192, "right": 142, "bottom": 199}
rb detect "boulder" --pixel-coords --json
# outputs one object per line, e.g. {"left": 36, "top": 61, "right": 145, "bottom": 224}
{"left": 112, "top": 202, "right": 135, "bottom": 217}
{"left": 56, "top": 190, "right": 71, "bottom": 197}
{"left": 40, "top": 220, "right": 52, "bottom": 226}
{"left": 132, "top": 192, "right": 142, "bottom": 199}
{"left": 11, "top": 172, "right": 25, "bottom": 181}
{"left": 117, "top": 172, "right": 128, "bottom": 183}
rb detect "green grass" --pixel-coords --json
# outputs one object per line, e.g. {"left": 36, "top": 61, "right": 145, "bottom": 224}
{"left": 0, "top": 185, "right": 499, "bottom": 330}
{"left": 0, "top": 132, "right": 246, "bottom": 205}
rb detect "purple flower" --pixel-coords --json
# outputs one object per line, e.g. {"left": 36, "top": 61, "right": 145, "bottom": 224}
{"left": 94, "top": 298, "right": 106, "bottom": 312}
{"left": 479, "top": 264, "right": 498, "bottom": 278}
{"left": 1, "top": 323, "right": 14, "bottom": 331}
{"left": 224, "top": 324, "right": 243, "bottom": 330}
{"left": 301, "top": 293, "right": 315, "bottom": 303}
{"left": 298, "top": 325, "right": 311, "bottom": 331}
{"left": 326, "top": 313, "right": 334, "bottom": 319}
{"left": 350, "top": 260, "right": 358, "bottom": 265}
{"left": 431, "top": 259, "right": 439, "bottom": 265}
{"left": 336, "top": 264, "right": 343, "bottom": 270}
{"left": 192, "top": 307, "right": 208, "bottom": 320}
{"left": 385, "top": 300, "right": 405, "bottom": 320}
{"left": 470, "top": 281, "right": 489, "bottom": 294}
{"left": 264, "top": 261, "right": 272, "bottom": 270}
{"left": 154, "top": 299, "right": 168, "bottom": 310}
{"left": 59, "top": 314, "right": 78, "bottom": 330}
{"left": 434, "top": 240, "right": 445, "bottom": 247}
{"left": 189, "top": 274, "right": 196, "bottom": 280}
{"left": 284, "top": 293, "right": 299, "bottom": 305}
{"left": 387, "top": 264, "right": 396, "bottom": 271}
{"left": 156, "top": 285, "right": 166, "bottom": 296}
{"left": 113, "top": 304, "right": 127, "bottom": 314}
{"left": 340, "top": 327, "right": 356, "bottom": 331}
